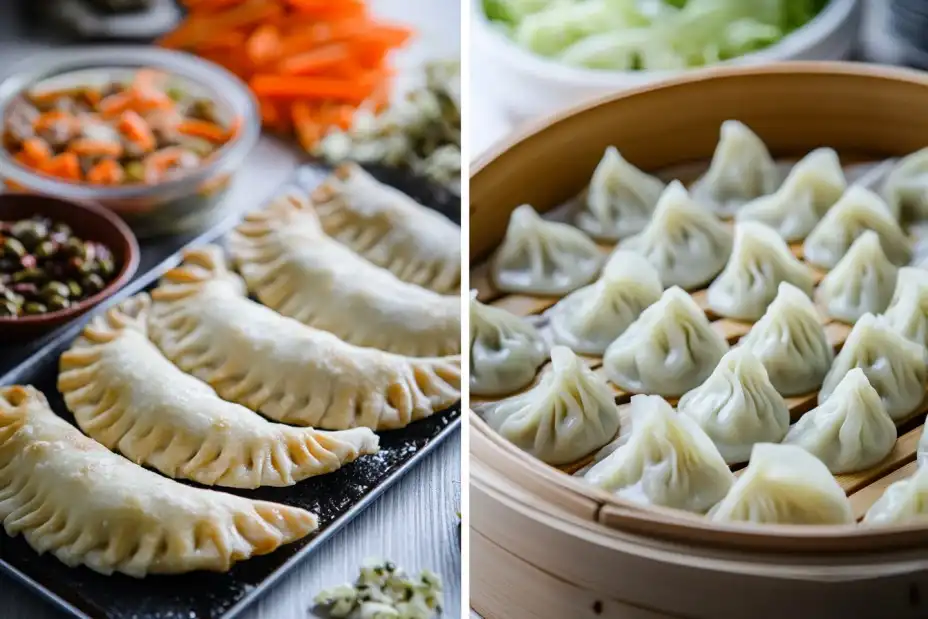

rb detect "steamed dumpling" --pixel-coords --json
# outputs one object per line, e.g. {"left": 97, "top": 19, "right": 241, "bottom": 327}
{"left": 816, "top": 231, "right": 898, "bottom": 324}
{"left": 709, "top": 443, "right": 854, "bottom": 525}
{"left": 690, "top": 120, "right": 778, "bottom": 217}
{"left": 549, "top": 250, "right": 662, "bottom": 355}
{"left": 706, "top": 221, "right": 815, "bottom": 321}
{"left": 621, "top": 181, "right": 733, "bottom": 289}
{"left": 483, "top": 346, "right": 620, "bottom": 465}
{"left": 678, "top": 348, "right": 789, "bottom": 464}
{"left": 582, "top": 395, "right": 734, "bottom": 513}
{"left": 803, "top": 186, "right": 911, "bottom": 269}
{"left": 492, "top": 204, "right": 603, "bottom": 295}
{"left": 783, "top": 369, "right": 896, "bottom": 474}
{"left": 575, "top": 146, "right": 665, "bottom": 241}
{"left": 736, "top": 148, "right": 846, "bottom": 241}
{"left": 881, "top": 147, "right": 928, "bottom": 222}
{"left": 883, "top": 267, "right": 928, "bottom": 349}
{"left": 603, "top": 286, "right": 729, "bottom": 397}
{"left": 470, "top": 293, "right": 548, "bottom": 397}
{"left": 863, "top": 464, "right": 928, "bottom": 525}
{"left": 739, "top": 282, "right": 833, "bottom": 396}
{"left": 819, "top": 313, "right": 927, "bottom": 421}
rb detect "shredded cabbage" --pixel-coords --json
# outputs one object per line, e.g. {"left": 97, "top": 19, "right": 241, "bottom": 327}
{"left": 484, "top": 0, "right": 829, "bottom": 70}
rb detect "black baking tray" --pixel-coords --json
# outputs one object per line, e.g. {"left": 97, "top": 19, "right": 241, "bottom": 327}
{"left": 0, "top": 163, "right": 462, "bottom": 619}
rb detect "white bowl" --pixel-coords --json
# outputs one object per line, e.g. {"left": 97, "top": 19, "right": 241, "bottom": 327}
{"left": 472, "top": 0, "right": 862, "bottom": 120}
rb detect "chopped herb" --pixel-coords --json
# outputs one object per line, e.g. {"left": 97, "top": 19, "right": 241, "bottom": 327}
{"left": 313, "top": 558, "right": 444, "bottom": 618}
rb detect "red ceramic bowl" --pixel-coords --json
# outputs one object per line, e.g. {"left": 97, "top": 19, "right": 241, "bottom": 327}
{"left": 0, "top": 194, "right": 140, "bottom": 341}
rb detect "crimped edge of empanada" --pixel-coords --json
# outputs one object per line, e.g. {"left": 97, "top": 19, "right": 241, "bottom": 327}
{"left": 58, "top": 295, "right": 380, "bottom": 488}
{"left": 0, "top": 385, "right": 317, "bottom": 577}
{"left": 227, "top": 195, "right": 460, "bottom": 358}
{"left": 311, "top": 163, "right": 461, "bottom": 294}
{"left": 149, "top": 246, "right": 461, "bottom": 430}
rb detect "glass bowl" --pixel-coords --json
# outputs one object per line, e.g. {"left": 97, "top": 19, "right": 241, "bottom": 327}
{"left": 0, "top": 46, "right": 260, "bottom": 238}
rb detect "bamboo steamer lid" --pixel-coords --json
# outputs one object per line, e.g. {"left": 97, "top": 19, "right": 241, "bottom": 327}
{"left": 469, "top": 62, "right": 928, "bottom": 619}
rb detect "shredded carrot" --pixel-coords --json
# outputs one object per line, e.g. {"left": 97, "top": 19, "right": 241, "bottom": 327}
{"left": 21, "top": 138, "right": 52, "bottom": 165}
{"left": 98, "top": 92, "right": 135, "bottom": 118}
{"left": 4, "top": 178, "right": 28, "bottom": 192}
{"left": 177, "top": 119, "right": 227, "bottom": 142}
{"left": 33, "top": 111, "right": 77, "bottom": 133}
{"left": 118, "top": 111, "right": 157, "bottom": 153}
{"left": 158, "top": 0, "right": 414, "bottom": 150}
{"left": 68, "top": 138, "right": 124, "bottom": 158}
{"left": 277, "top": 43, "right": 351, "bottom": 75}
{"left": 86, "top": 159, "right": 125, "bottom": 185}
{"left": 251, "top": 74, "right": 378, "bottom": 103}
{"left": 247, "top": 24, "right": 281, "bottom": 66}
{"left": 40, "top": 153, "right": 81, "bottom": 181}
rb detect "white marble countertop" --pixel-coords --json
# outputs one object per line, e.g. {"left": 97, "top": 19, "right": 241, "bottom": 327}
{"left": 0, "top": 1, "right": 462, "bottom": 618}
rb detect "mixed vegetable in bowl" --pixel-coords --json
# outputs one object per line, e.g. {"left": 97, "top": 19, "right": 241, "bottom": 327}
{"left": 482, "top": 0, "right": 831, "bottom": 71}
{"left": 2, "top": 68, "right": 240, "bottom": 187}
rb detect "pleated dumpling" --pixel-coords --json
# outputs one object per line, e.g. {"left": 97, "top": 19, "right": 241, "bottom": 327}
{"left": 863, "top": 464, "right": 928, "bottom": 525}
{"left": 783, "top": 369, "right": 896, "bottom": 474}
{"left": 678, "top": 348, "right": 789, "bottom": 464}
{"left": 737, "top": 148, "right": 846, "bottom": 241}
{"left": 804, "top": 186, "right": 911, "bottom": 269}
{"left": 739, "top": 282, "right": 833, "bottom": 396}
{"left": 816, "top": 231, "right": 898, "bottom": 324}
{"left": 709, "top": 443, "right": 854, "bottom": 525}
{"left": 881, "top": 147, "right": 928, "bottom": 222}
{"left": 582, "top": 395, "right": 734, "bottom": 513}
{"left": 483, "top": 346, "right": 620, "bottom": 465}
{"left": 470, "top": 293, "right": 548, "bottom": 397}
{"left": 690, "top": 120, "right": 779, "bottom": 217}
{"left": 819, "top": 313, "right": 927, "bottom": 421}
{"left": 492, "top": 204, "right": 603, "bottom": 295}
{"left": 622, "top": 181, "right": 733, "bottom": 290}
{"left": 603, "top": 286, "right": 729, "bottom": 397}
{"left": 883, "top": 267, "right": 928, "bottom": 349}
{"left": 575, "top": 146, "right": 665, "bottom": 241}
{"left": 548, "top": 250, "right": 662, "bottom": 355}
{"left": 706, "top": 221, "right": 815, "bottom": 321}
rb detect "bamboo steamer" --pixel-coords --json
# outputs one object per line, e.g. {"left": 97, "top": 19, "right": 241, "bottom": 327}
{"left": 469, "top": 62, "right": 928, "bottom": 619}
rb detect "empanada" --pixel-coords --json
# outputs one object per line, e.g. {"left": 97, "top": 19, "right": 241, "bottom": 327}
{"left": 228, "top": 194, "right": 460, "bottom": 358}
{"left": 311, "top": 163, "right": 461, "bottom": 294}
{"left": 59, "top": 295, "right": 380, "bottom": 488}
{"left": 0, "top": 385, "right": 317, "bottom": 577}
{"left": 148, "top": 246, "right": 460, "bottom": 430}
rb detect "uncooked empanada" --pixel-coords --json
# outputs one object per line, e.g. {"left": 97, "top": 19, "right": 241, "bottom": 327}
{"left": 691, "top": 120, "right": 779, "bottom": 217}
{"left": 148, "top": 246, "right": 460, "bottom": 431}
{"left": 492, "top": 204, "right": 603, "bottom": 295}
{"left": 310, "top": 163, "right": 461, "bottom": 294}
{"left": 59, "top": 295, "right": 380, "bottom": 488}
{"left": 574, "top": 146, "right": 665, "bottom": 240}
{"left": 737, "top": 148, "right": 846, "bottom": 241}
{"left": 0, "top": 385, "right": 317, "bottom": 577}
{"left": 228, "top": 193, "right": 459, "bottom": 358}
